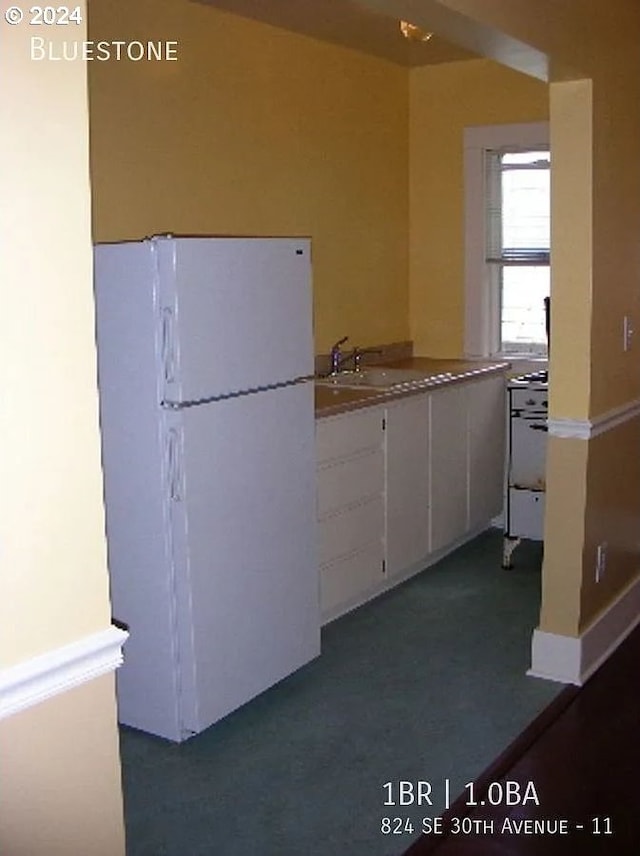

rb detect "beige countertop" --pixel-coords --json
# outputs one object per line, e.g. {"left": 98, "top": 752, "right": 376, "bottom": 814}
{"left": 314, "top": 358, "right": 509, "bottom": 418}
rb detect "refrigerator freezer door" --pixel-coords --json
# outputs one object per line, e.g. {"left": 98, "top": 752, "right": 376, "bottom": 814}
{"left": 153, "top": 236, "right": 314, "bottom": 403}
{"left": 166, "top": 382, "right": 319, "bottom": 737}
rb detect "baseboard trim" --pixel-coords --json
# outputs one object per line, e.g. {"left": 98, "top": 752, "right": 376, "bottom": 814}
{"left": 0, "top": 625, "right": 129, "bottom": 720}
{"left": 548, "top": 397, "right": 640, "bottom": 439}
{"left": 528, "top": 572, "right": 640, "bottom": 684}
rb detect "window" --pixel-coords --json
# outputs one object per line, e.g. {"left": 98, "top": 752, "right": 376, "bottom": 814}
{"left": 486, "top": 149, "right": 550, "bottom": 355}
{"left": 464, "top": 122, "right": 550, "bottom": 359}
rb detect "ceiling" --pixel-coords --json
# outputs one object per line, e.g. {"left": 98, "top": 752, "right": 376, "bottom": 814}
{"left": 193, "top": 0, "right": 478, "bottom": 67}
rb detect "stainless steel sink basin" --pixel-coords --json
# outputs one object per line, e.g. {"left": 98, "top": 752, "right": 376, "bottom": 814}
{"left": 317, "top": 367, "right": 450, "bottom": 390}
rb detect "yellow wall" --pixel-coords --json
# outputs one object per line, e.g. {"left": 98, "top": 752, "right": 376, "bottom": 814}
{"left": 1, "top": 1, "right": 113, "bottom": 667}
{"left": 409, "top": 59, "right": 548, "bottom": 357}
{"left": 538, "top": 418, "right": 640, "bottom": 637}
{"left": 87, "top": 0, "right": 410, "bottom": 353}
{"left": 547, "top": 78, "right": 593, "bottom": 419}
{"left": 539, "top": 437, "right": 587, "bottom": 635}
{"left": 0, "top": 676, "right": 125, "bottom": 856}
{"left": 0, "top": 5, "right": 125, "bottom": 853}
{"left": 580, "top": 419, "right": 640, "bottom": 631}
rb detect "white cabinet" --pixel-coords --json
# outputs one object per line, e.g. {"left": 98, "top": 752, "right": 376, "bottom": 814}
{"left": 316, "top": 407, "right": 386, "bottom": 621}
{"left": 315, "top": 371, "right": 507, "bottom": 622}
{"left": 430, "top": 375, "right": 506, "bottom": 552}
{"left": 429, "top": 383, "right": 469, "bottom": 553}
{"left": 468, "top": 374, "right": 506, "bottom": 530}
{"left": 385, "top": 394, "right": 430, "bottom": 576}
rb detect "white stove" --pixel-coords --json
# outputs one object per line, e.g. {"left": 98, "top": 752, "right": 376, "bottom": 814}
{"left": 503, "top": 371, "right": 548, "bottom": 568}
{"left": 507, "top": 369, "right": 548, "bottom": 391}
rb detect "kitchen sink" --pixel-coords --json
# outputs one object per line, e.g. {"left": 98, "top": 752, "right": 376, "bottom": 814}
{"left": 317, "top": 367, "right": 450, "bottom": 390}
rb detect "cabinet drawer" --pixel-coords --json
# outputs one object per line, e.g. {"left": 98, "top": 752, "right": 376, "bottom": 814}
{"left": 316, "top": 408, "right": 384, "bottom": 464}
{"left": 508, "top": 487, "right": 545, "bottom": 540}
{"left": 320, "top": 540, "right": 385, "bottom": 619}
{"left": 318, "top": 495, "right": 385, "bottom": 567}
{"left": 317, "top": 447, "right": 384, "bottom": 517}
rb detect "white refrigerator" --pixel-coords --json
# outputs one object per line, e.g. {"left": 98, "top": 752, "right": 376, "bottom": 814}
{"left": 93, "top": 235, "right": 320, "bottom": 742}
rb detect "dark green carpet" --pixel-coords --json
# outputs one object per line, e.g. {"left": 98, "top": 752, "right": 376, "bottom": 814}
{"left": 119, "top": 530, "right": 561, "bottom": 856}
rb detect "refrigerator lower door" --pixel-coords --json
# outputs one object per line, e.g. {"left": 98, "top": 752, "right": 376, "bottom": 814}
{"left": 166, "top": 382, "right": 319, "bottom": 738}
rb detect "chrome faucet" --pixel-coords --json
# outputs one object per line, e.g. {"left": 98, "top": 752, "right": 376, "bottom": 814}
{"left": 329, "top": 336, "right": 349, "bottom": 375}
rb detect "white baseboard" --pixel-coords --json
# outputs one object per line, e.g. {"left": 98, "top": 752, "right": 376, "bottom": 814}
{"left": 528, "top": 572, "right": 640, "bottom": 684}
{"left": 0, "top": 625, "right": 129, "bottom": 720}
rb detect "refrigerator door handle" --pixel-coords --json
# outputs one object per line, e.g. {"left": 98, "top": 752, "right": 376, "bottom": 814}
{"left": 167, "top": 428, "right": 182, "bottom": 502}
{"left": 161, "top": 307, "right": 176, "bottom": 384}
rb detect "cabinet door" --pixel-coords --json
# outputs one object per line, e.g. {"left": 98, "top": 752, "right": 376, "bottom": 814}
{"left": 468, "top": 374, "right": 506, "bottom": 529}
{"left": 386, "top": 394, "right": 430, "bottom": 576}
{"left": 430, "top": 384, "right": 469, "bottom": 552}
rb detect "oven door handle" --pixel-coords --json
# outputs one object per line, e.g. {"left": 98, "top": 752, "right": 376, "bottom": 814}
{"left": 530, "top": 423, "right": 548, "bottom": 432}
{"left": 512, "top": 409, "right": 547, "bottom": 418}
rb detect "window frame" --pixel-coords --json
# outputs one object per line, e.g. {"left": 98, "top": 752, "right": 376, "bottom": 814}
{"left": 464, "top": 121, "right": 550, "bottom": 360}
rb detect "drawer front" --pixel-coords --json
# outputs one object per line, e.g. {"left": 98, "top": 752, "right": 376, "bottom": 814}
{"left": 316, "top": 407, "right": 384, "bottom": 464}
{"left": 508, "top": 487, "right": 545, "bottom": 540}
{"left": 510, "top": 388, "right": 548, "bottom": 413}
{"left": 317, "top": 447, "right": 384, "bottom": 517}
{"left": 320, "top": 540, "right": 385, "bottom": 619}
{"left": 318, "top": 495, "right": 385, "bottom": 567}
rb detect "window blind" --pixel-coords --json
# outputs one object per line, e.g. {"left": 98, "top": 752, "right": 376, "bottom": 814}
{"left": 485, "top": 149, "right": 550, "bottom": 265}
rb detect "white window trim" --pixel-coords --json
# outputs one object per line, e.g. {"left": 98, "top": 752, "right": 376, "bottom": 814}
{"left": 464, "top": 121, "right": 550, "bottom": 360}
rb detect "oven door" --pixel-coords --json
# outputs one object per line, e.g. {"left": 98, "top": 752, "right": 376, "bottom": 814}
{"left": 510, "top": 414, "right": 547, "bottom": 489}
{"left": 509, "top": 390, "right": 547, "bottom": 490}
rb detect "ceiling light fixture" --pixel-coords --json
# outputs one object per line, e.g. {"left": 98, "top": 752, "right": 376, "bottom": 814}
{"left": 399, "top": 20, "right": 433, "bottom": 42}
